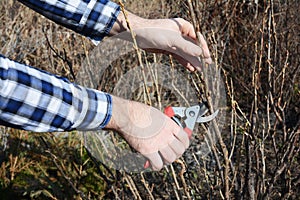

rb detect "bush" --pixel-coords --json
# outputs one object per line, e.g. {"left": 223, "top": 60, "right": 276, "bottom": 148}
{"left": 0, "top": 0, "right": 299, "bottom": 199}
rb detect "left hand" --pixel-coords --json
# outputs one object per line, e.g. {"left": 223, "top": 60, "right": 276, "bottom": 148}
{"left": 110, "top": 11, "right": 212, "bottom": 71}
{"left": 137, "top": 18, "right": 212, "bottom": 71}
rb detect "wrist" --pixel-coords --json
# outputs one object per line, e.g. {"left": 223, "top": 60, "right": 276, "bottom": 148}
{"left": 109, "top": 10, "right": 147, "bottom": 36}
{"left": 105, "top": 96, "right": 155, "bottom": 136}
{"left": 105, "top": 95, "right": 127, "bottom": 131}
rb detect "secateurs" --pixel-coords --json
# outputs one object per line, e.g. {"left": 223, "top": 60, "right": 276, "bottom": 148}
{"left": 144, "top": 103, "right": 219, "bottom": 169}
{"left": 164, "top": 103, "right": 219, "bottom": 138}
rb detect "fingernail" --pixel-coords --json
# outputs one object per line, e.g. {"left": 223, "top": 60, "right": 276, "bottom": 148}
{"left": 206, "top": 57, "right": 213, "bottom": 64}
{"left": 144, "top": 161, "right": 150, "bottom": 169}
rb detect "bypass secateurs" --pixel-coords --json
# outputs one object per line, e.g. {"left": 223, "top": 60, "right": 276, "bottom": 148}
{"left": 164, "top": 103, "right": 219, "bottom": 139}
{"left": 144, "top": 103, "right": 219, "bottom": 168}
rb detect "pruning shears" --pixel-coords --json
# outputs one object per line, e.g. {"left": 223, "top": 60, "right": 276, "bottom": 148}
{"left": 164, "top": 103, "right": 219, "bottom": 139}
{"left": 144, "top": 103, "right": 219, "bottom": 168}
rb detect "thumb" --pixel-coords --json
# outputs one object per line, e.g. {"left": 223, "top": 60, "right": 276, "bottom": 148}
{"left": 144, "top": 152, "right": 164, "bottom": 171}
{"left": 198, "top": 33, "right": 212, "bottom": 64}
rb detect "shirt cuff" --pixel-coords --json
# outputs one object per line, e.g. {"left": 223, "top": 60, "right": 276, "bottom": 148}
{"left": 18, "top": 0, "right": 120, "bottom": 43}
{"left": 74, "top": 88, "right": 112, "bottom": 131}
{"left": 80, "top": 0, "right": 121, "bottom": 43}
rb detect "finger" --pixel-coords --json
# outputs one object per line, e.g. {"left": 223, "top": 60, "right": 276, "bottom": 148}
{"left": 169, "top": 139, "right": 186, "bottom": 159}
{"left": 181, "top": 23, "right": 197, "bottom": 40}
{"left": 172, "top": 53, "right": 202, "bottom": 71}
{"left": 144, "top": 152, "right": 164, "bottom": 171}
{"left": 186, "top": 63, "right": 196, "bottom": 72}
{"left": 174, "top": 18, "right": 197, "bottom": 40}
{"left": 171, "top": 54, "right": 195, "bottom": 71}
{"left": 172, "top": 19, "right": 211, "bottom": 62}
{"left": 176, "top": 54, "right": 211, "bottom": 71}
{"left": 160, "top": 146, "right": 177, "bottom": 164}
{"left": 142, "top": 49, "right": 199, "bottom": 72}
{"left": 143, "top": 37, "right": 205, "bottom": 71}
{"left": 168, "top": 35, "right": 206, "bottom": 67}
{"left": 187, "top": 56, "right": 205, "bottom": 71}
{"left": 198, "top": 33, "right": 212, "bottom": 64}
{"left": 171, "top": 35, "right": 203, "bottom": 57}
{"left": 174, "top": 128, "right": 190, "bottom": 149}
{"left": 174, "top": 33, "right": 212, "bottom": 67}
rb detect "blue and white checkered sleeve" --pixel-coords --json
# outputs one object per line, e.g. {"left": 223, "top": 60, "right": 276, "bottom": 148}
{"left": 0, "top": 55, "right": 112, "bottom": 132}
{"left": 18, "top": 0, "right": 120, "bottom": 42}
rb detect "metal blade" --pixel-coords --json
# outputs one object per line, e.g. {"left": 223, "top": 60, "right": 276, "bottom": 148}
{"left": 196, "top": 110, "right": 219, "bottom": 123}
{"left": 198, "top": 103, "right": 209, "bottom": 117}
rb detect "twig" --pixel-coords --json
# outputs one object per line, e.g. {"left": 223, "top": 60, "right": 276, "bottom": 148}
{"left": 45, "top": 150, "right": 88, "bottom": 200}
{"left": 118, "top": 1, "right": 152, "bottom": 105}
{"left": 123, "top": 174, "right": 142, "bottom": 200}
{"left": 186, "top": 1, "right": 231, "bottom": 198}
{"left": 42, "top": 28, "right": 76, "bottom": 80}
{"left": 140, "top": 173, "right": 155, "bottom": 200}
{"left": 177, "top": 159, "right": 191, "bottom": 200}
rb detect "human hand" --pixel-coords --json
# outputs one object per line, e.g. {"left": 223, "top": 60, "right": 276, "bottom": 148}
{"left": 110, "top": 11, "right": 212, "bottom": 71}
{"left": 105, "top": 96, "right": 190, "bottom": 171}
{"left": 136, "top": 18, "right": 212, "bottom": 72}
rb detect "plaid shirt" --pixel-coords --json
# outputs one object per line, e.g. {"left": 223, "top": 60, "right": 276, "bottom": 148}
{"left": 18, "top": 0, "right": 120, "bottom": 42}
{"left": 0, "top": 0, "right": 120, "bottom": 132}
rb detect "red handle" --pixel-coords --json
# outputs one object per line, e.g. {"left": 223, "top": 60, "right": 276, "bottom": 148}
{"left": 184, "top": 127, "right": 193, "bottom": 139}
{"left": 164, "top": 106, "right": 175, "bottom": 117}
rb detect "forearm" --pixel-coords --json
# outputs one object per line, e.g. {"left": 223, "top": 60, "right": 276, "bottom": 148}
{"left": 18, "top": 0, "right": 120, "bottom": 42}
{"left": 17, "top": 0, "right": 185, "bottom": 44}
{"left": 0, "top": 55, "right": 112, "bottom": 132}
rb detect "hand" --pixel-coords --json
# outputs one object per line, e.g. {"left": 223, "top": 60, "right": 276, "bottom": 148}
{"left": 105, "top": 96, "right": 190, "bottom": 171}
{"left": 136, "top": 18, "right": 213, "bottom": 71}
{"left": 110, "top": 11, "right": 212, "bottom": 71}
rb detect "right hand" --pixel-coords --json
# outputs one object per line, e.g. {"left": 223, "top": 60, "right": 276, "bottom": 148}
{"left": 105, "top": 96, "right": 190, "bottom": 171}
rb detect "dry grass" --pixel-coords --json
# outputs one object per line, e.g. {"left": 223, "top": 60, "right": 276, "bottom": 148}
{"left": 0, "top": 0, "right": 299, "bottom": 199}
